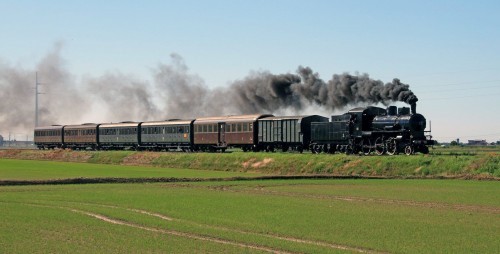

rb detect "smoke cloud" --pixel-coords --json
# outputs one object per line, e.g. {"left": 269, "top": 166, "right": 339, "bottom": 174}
{"left": 0, "top": 45, "right": 418, "bottom": 138}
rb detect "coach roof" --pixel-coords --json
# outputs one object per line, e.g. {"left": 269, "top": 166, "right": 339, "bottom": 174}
{"left": 141, "top": 119, "right": 194, "bottom": 126}
{"left": 35, "top": 125, "right": 64, "bottom": 131}
{"left": 99, "top": 122, "right": 140, "bottom": 128}
{"left": 194, "top": 114, "right": 273, "bottom": 124}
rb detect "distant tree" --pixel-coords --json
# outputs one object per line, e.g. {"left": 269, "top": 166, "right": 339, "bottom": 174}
{"left": 450, "top": 141, "right": 458, "bottom": 146}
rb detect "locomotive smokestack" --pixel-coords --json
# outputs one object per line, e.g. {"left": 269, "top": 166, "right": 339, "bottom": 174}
{"left": 411, "top": 102, "right": 416, "bottom": 114}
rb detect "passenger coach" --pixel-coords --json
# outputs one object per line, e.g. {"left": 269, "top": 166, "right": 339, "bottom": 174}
{"left": 139, "top": 119, "right": 194, "bottom": 151}
{"left": 63, "top": 123, "right": 99, "bottom": 150}
{"left": 193, "top": 114, "right": 272, "bottom": 152}
{"left": 34, "top": 125, "right": 64, "bottom": 149}
{"left": 98, "top": 122, "right": 140, "bottom": 150}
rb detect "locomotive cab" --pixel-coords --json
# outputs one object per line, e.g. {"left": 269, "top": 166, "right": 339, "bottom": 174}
{"left": 347, "top": 106, "right": 387, "bottom": 137}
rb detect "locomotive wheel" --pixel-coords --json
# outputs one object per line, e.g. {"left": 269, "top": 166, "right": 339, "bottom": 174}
{"left": 361, "top": 139, "right": 372, "bottom": 155}
{"left": 314, "top": 145, "right": 322, "bottom": 154}
{"left": 344, "top": 144, "right": 353, "bottom": 155}
{"left": 386, "top": 138, "right": 398, "bottom": 155}
{"left": 404, "top": 145, "right": 413, "bottom": 155}
{"left": 374, "top": 137, "right": 385, "bottom": 156}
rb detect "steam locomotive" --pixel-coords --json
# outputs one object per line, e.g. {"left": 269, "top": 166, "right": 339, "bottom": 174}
{"left": 34, "top": 103, "right": 434, "bottom": 155}
{"left": 310, "top": 104, "right": 433, "bottom": 155}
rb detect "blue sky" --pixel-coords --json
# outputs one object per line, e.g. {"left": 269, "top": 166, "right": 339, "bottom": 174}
{"left": 1, "top": 0, "right": 499, "bottom": 142}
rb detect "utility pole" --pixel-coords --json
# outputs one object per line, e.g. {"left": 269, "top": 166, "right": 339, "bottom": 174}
{"left": 35, "top": 72, "right": 43, "bottom": 127}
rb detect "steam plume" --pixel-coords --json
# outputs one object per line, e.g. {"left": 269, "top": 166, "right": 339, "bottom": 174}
{"left": 0, "top": 47, "right": 418, "bottom": 138}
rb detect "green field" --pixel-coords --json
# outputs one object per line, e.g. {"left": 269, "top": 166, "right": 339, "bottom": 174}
{"left": 1, "top": 148, "right": 499, "bottom": 178}
{"left": 0, "top": 159, "right": 260, "bottom": 181}
{"left": 0, "top": 158, "right": 499, "bottom": 253}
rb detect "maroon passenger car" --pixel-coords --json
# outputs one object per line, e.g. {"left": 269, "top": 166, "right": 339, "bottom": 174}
{"left": 193, "top": 114, "right": 272, "bottom": 152}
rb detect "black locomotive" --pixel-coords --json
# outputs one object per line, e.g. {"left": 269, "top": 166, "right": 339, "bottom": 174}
{"left": 310, "top": 104, "right": 434, "bottom": 155}
{"left": 34, "top": 104, "right": 434, "bottom": 155}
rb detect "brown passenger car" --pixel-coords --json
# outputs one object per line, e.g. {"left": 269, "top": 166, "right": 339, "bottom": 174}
{"left": 193, "top": 114, "right": 272, "bottom": 152}
{"left": 34, "top": 125, "right": 64, "bottom": 149}
{"left": 63, "top": 123, "right": 99, "bottom": 150}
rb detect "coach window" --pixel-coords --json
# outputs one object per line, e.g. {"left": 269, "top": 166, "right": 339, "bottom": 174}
{"left": 178, "top": 127, "right": 184, "bottom": 133}
{"left": 243, "top": 123, "right": 248, "bottom": 132}
{"left": 208, "top": 124, "right": 212, "bottom": 133}
{"left": 249, "top": 123, "right": 253, "bottom": 131}
{"left": 185, "top": 126, "right": 189, "bottom": 133}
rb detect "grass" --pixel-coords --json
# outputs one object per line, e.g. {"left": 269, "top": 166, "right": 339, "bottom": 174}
{"left": 0, "top": 159, "right": 261, "bottom": 180}
{"left": 1, "top": 148, "right": 498, "bottom": 178}
{"left": 0, "top": 179, "right": 498, "bottom": 253}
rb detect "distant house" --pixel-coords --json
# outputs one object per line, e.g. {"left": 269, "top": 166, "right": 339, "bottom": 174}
{"left": 468, "top": 139, "right": 488, "bottom": 146}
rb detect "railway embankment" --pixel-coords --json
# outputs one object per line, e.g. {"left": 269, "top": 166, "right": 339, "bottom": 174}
{"left": 0, "top": 149, "right": 498, "bottom": 179}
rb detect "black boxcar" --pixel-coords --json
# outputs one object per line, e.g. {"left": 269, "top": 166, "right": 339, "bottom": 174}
{"left": 139, "top": 119, "right": 194, "bottom": 151}
{"left": 258, "top": 115, "right": 328, "bottom": 152}
{"left": 34, "top": 125, "right": 64, "bottom": 149}
{"left": 310, "top": 114, "right": 352, "bottom": 153}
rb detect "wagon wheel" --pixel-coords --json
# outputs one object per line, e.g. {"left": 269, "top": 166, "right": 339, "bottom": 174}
{"left": 361, "top": 138, "right": 372, "bottom": 155}
{"left": 404, "top": 145, "right": 413, "bottom": 155}
{"left": 297, "top": 145, "right": 304, "bottom": 154}
{"left": 386, "top": 138, "right": 398, "bottom": 156}
{"left": 374, "top": 137, "right": 385, "bottom": 156}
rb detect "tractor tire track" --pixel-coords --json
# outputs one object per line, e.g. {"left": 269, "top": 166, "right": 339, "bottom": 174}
{"left": 66, "top": 201, "right": 384, "bottom": 253}
{"left": 203, "top": 186, "right": 500, "bottom": 214}
{"left": 68, "top": 208, "right": 292, "bottom": 254}
{"left": 3, "top": 200, "right": 386, "bottom": 253}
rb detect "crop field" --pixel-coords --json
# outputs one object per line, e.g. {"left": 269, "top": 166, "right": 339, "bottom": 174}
{"left": 0, "top": 158, "right": 499, "bottom": 253}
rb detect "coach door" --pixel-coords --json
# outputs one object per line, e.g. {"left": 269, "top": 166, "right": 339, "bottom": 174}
{"left": 218, "top": 122, "right": 226, "bottom": 147}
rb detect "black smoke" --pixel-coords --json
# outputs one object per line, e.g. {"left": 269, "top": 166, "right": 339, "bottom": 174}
{"left": 0, "top": 47, "right": 418, "bottom": 137}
